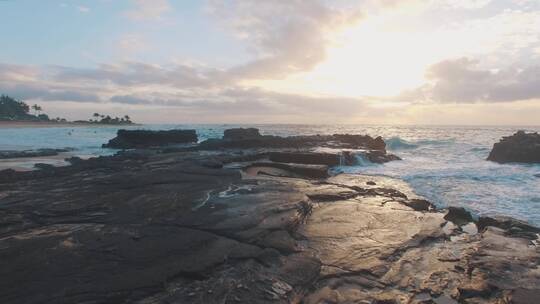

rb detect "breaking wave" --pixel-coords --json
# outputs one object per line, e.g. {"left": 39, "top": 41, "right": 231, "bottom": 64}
{"left": 385, "top": 137, "right": 418, "bottom": 150}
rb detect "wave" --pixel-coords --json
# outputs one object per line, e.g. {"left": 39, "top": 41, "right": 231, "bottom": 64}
{"left": 469, "top": 147, "right": 490, "bottom": 152}
{"left": 415, "top": 139, "right": 456, "bottom": 146}
{"left": 386, "top": 137, "right": 457, "bottom": 150}
{"left": 385, "top": 137, "right": 418, "bottom": 150}
{"left": 354, "top": 153, "right": 376, "bottom": 167}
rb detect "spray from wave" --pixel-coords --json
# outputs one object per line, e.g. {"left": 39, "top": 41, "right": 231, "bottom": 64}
{"left": 385, "top": 137, "right": 418, "bottom": 150}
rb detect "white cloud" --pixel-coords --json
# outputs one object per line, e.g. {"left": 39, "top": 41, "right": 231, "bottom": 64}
{"left": 3, "top": 0, "right": 540, "bottom": 124}
{"left": 77, "top": 6, "right": 90, "bottom": 13}
{"left": 207, "top": 0, "right": 363, "bottom": 79}
{"left": 398, "top": 57, "right": 540, "bottom": 103}
{"left": 441, "top": 0, "right": 492, "bottom": 9}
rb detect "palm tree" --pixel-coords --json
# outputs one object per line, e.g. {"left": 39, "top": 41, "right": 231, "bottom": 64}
{"left": 32, "top": 104, "right": 42, "bottom": 115}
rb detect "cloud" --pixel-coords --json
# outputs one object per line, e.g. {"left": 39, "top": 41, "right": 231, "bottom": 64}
{"left": 207, "top": 0, "right": 363, "bottom": 79}
{"left": 0, "top": 63, "right": 103, "bottom": 103}
{"left": 50, "top": 62, "right": 219, "bottom": 88}
{"left": 77, "top": 6, "right": 90, "bottom": 13}
{"left": 108, "top": 87, "right": 366, "bottom": 117}
{"left": 0, "top": 62, "right": 368, "bottom": 122}
{"left": 0, "top": 83, "right": 101, "bottom": 103}
{"left": 125, "top": 0, "right": 171, "bottom": 21}
{"left": 442, "top": 0, "right": 492, "bottom": 9}
{"left": 398, "top": 57, "right": 540, "bottom": 103}
{"left": 3, "top": 0, "right": 540, "bottom": 123}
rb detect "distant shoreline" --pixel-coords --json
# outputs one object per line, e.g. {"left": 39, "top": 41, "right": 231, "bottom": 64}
{"left": 0, "top": 121, "right": 141, "bottom": 129}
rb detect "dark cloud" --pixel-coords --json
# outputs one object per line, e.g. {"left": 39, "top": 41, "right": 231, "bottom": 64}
{"left": 398, "top": 58, "right": 540, "bottom": 103}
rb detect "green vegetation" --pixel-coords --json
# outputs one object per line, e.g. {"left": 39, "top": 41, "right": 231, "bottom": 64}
{"left": 78, "top": 113, "right": 133, "bottom": 125}
{"left": 0, "top": 95, "right": 46, "bottom": 121}
{"left": 0, "top": 94, "right": 134, "bottom": 124}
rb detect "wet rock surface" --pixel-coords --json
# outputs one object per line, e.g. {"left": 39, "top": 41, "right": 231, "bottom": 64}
{"left": 0, "top": 148, "right": 73, "bottom": 159}
{"left": 488, "top": 131, "right": 540, "bottom": 163}
{"left": 197, "top": 129, "right": 393, "bottom": 152}
{"left": 268, "top": 152, "right": 341, "bottom": 166}
{"left": 223, "top": 127, "right": 261, "bottom": 140}
{"left": 1, "top": 130, "right": 538, "bottom": 304}
{"left": 103, "top": 129, "right": 198, "bottom": 149}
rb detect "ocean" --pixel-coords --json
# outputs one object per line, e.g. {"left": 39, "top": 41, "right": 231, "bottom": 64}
{"left": 1, "top": 124, "right": 539, "bottom": 226}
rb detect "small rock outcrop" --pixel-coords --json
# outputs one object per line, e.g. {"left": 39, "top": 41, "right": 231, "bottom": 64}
{"left": 487, "top": 131, "right": 540, "bottom": 163}
{"left": 0, "top": 148, "right": 73, "bottom": 159}
{"left": 332, "top": 134, "right": 386, "bottom": 151}
{"left": 198, "top": 128, "right": 389, "bottom": 151}
{"left": 103, "top": 129, "right": 198, "bottom": 149}
{"left": 444, "top": 206, "right": 474, "bottom": 226}
{"left": 223, "top": 128, "right": 261, "bottom": 140}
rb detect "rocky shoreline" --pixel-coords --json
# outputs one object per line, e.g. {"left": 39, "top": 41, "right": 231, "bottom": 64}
{"left": 0, "top": 129, "right": 538, "bottom": 304}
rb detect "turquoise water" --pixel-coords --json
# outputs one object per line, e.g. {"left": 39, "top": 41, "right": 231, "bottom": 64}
{"left": 1, "top": 124, "right": 539, "bottom": 226}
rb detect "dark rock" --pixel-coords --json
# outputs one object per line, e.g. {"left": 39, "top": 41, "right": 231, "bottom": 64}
{"left": 103, "top": 129, "right": 198, "bottom": 149}
{"left": 199, "top": 159, "right": 223, "bottom": 169}
{"left": 332, "top": 134, "right": 386, "bottom": 151}
{"left": 433, "top": 295, "right": 458, "bottom": 304}
{"left": 199, "top": 130, "right": 395, "bottom": 153}
{"left": 64, "top": 156, "right": 83, "bottom": 165}
{"left": 444, "top": 207, "right": 474, "bottom": 226}
{"left": 403, "top": 199, "right": 435, "bottom": 211}
{"left": 477, "top": 216, "right": 540, "bottom": 238}
{"left": 364, "top": 150, "right": 402, "bottom": 164}
{"left": 259, "top": 230, "right": 297, "bottom": 254}
{"left": 246, "top": 162, "right": 329, "bottom": 179}
{"left": 268, "top": 152, "right": 340, "bottom": 166}
{"left": 0, "top": 168, "right": 17, "bottom": 181}
{"left": 223, "top": 128, "right": 261, "bottom": 140}
{"left": 510, "top": 288, "right": 540, "bottom": 304}
{"left": 0, "top": 148, "right": 73, "bottom": 159}
{"left": 33, "top": 163, "right": 56, "bottom": 170}
{"left": 366, "top": 181, "right": 377, "bottom": 185}
{"left": 340, "top": 151, "right": 357, "bottom": 165}
{"left": 487, "top": 131, "right": 540, "bottom": 163}
{"left": 1, "top": 134, "right": 538, "bottom": 304}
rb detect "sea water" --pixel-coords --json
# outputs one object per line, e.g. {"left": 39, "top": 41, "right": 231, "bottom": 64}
{"left": 1, "top": 124, "right": 539, "bottom": 226}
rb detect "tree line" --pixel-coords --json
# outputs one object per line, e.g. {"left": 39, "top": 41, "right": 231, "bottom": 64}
{"left": 0, "top": 94, "right": 134, "bottom": 124}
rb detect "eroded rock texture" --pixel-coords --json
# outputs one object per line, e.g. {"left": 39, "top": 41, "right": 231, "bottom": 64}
{"left": 0, "top": 132, "right": 538, "bottom": 304}
{"left": 488, "top": 131, "right": 540, "bottom": 163}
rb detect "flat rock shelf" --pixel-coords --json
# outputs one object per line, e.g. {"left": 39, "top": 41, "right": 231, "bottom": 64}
{"left": 0, "top": 129, "right": 538, "bottom": 304}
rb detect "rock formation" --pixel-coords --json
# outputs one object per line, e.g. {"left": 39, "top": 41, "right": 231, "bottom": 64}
{"left": 223, "top": 127, "right": 261, "bottom": 140}
{"left": 0, "top": 148, "right": 73, "bottom": 159}
{"left": 103, "top": 129, "right": 198, "bottom": 149}
{"left": 0, "top": 129, "right": 538, "bottom": 304}
{"left": 198, "top": 129, "right": 390, "bottom": 152}
{"left": 488, "top": 131, "right": 540, "bottom": 163}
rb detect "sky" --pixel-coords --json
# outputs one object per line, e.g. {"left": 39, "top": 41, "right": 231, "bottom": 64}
{"left": 1, "top": 0, "right": 539, "bottom": 125}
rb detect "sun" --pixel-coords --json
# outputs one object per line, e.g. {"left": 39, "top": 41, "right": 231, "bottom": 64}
{"left": 244, "top": 12, "right": 457, "bottom": 99}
